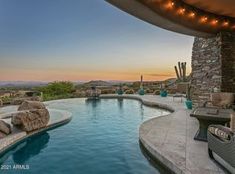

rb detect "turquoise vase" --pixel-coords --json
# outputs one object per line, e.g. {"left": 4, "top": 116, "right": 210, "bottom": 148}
{"left": 117, "top": 89, "right": 123, "bottom": 95}
{"left": 138, "top": 88, "right": 145, "bottom": 95}
{"left": 185, "top": 100, "right": 193, "bottom": 109}
{"left": 160, "top": 90, "right": 167, "bottom": 97}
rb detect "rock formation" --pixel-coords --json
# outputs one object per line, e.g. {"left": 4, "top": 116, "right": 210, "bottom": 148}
{"left": 0, "top": 120, "right": 11, "bottom": 138}
{"left": 11, "top": 96, "right": 42, "bottom": 105}
{"left": 18, "top": 100, "right": 46, "bottom": 111}
{"left": 11, "top": 101, "right": 50, "bottom": 132}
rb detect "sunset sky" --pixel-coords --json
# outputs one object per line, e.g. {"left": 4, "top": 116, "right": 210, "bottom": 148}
{"left": 0, "top": 0, "right": 194, "bottom": 82}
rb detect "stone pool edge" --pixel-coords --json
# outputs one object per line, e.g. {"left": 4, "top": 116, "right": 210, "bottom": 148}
{"left": 0, "top": 109, "right": 72, "bottom": 156}
{"left": 100, "top": 94, "right": 175, "bottom": 112}
{"left": 100, "top": 94, "right": 180, "bottom": 174}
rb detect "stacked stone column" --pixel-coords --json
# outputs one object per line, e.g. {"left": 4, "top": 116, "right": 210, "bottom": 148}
{"left": 191, "top": 32, "right": 235, "bottom": 106}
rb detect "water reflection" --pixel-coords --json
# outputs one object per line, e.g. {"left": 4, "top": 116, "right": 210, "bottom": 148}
{"left": 85, "top": 99, "right": 101, "bottom": 108}
{"left": 117, "top": 98, "right": 123, "bottom": 110}
{"left": 12, "top": 132, "right": 50, "bottom": 164}
{"left": 140, "top": 104, "right": 144, "bottom": 121}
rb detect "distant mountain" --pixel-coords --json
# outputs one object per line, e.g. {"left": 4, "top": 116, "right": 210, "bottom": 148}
{"left": 82, "top": 80, "right": 112, "bottom": 87}
{"left": 0, "top": 81, "right": 49, "bottom": 88}
{"left": 107, "top": 80, "right": 133, "bottom": 85}
{"left": 164, "top": 78, "right": 177, "bottom": 83}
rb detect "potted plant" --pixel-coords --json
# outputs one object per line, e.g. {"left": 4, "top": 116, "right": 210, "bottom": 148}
{"left": 185, "top": 84, "right": 193, "bottom": 109}
{"left": 117, "top": 84, "right": 124, "bottom": 95}
{"left": 160, "top": 83, "right": 167, "bottom": 97}
{"left": 138, "top": 85, "right": 145, "bottom": 95}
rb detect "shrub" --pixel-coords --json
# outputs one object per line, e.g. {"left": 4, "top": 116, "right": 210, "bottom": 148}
{"left": 154, "top": 90, "right": 160, "bottom": 95}
{"left": 38, "top": 81, "right": 75, "bottom": 101}
{"left": 101, "top": 89, "right": 115, "bottom": 94}
{"left": 125, "top": 89, "right": 135, "bottom": 94}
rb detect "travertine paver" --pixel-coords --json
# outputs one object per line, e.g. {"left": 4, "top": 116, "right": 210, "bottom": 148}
{"left": 101, "top": 94, "right": 227, "bottom": 174}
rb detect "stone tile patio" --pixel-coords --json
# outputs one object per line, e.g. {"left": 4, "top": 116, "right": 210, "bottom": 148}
{"left": 101, "top": 94, "right": 228, "bottom": 174}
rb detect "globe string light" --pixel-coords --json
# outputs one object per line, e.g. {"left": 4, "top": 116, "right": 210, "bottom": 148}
{"left": 146, "top": 0, "right": 235, "bottom": 31}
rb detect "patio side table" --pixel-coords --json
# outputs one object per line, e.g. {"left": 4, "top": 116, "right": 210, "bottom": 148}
{"left": 190, "top": 107, "right": 232, "bottom": 142}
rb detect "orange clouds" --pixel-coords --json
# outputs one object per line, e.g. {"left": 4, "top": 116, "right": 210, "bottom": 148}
{"left": 0, "top": 68, "right": 177, "bottom": 81}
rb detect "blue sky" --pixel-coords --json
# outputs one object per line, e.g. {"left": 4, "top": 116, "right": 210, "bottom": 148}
{"left": 0, "top": 0, "right": 194, "bottom": 81}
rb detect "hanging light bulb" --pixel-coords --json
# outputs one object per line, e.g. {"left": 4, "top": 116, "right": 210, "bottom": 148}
{"left": 211, "top": 19, "right": 218, "bottom": 26}
{"left": 165, "top": 1, "right": 175, "bottom": 9}
{"left": 200, "top": 16, "right": 208, "bottom": 23}
{"left": 177, "top": 8, "right": 186, "bottom": 15}
{"left": 231, "top": 24, "right": 235, "bottom": 30}
{"left": 222, "top": 21, "right": 229, "bottom": 27}
{"left": 188, "top": 12, "right": 196, "bottom": 18}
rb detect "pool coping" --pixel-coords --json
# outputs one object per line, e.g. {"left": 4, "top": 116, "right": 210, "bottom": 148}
{"left": 100, "top": 94, "right": 175, "bottom": 112}
{"left": 0, "top": 109, "right": 72, "bottom": 156}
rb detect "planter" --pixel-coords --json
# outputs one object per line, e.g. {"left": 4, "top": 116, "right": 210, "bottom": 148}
{"left": 117, "top": 89, "right": 123, "bottom": 95}
{"left": 160, "top": 90, "right": 168, "bottom": 97}
{"left": 185, "top": 100, "right": 193, "bottom": 109}
{"left": 138, "top": 88, "right": 145, "bottom": 95}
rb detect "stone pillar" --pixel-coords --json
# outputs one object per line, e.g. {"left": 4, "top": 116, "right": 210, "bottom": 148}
{"left": 191, "top": 32, "right": 235, "bottom": 106}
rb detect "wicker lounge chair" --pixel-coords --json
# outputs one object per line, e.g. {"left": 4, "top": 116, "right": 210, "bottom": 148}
{"left": 208, "top": 112, "right": 235, "bottom": 173}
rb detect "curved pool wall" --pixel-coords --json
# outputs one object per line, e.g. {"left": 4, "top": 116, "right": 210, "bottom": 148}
{"left": 0, "top": 97, "right": 171, "bottom": 174}
{"left": 100, "top": 95, "right": 175, "bottom": 112}
{"left": 0, "top": 109, "right": 72, "bottom": 156}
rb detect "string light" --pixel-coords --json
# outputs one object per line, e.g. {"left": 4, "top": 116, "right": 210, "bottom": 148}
{"left": 211, "top": 19, "right": 218, "bottom": 26}
{"left": 165, "top": 1, "right": 175, "bottom": 9}
{"left": 155, "top": 0, "right": 235, "bottom": 30}
{"left": 222, "top": 21, "right": 229, "bottom": 27}
{"left": 200, "top": 16, "right": 208, "bottom": 23}
{"left": 188, "top": 12, "right": 196, "bottom": 18}
{"left": 177, "top": 8, "right": 186, "bottom": 15}
{"left": 231, "top": 25, "right": 235, "bottom": 30}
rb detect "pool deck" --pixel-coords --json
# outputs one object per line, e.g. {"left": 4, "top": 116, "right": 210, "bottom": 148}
{"left": 100, "top": 94, "right": 227, "bottom": 174}
{"left": 0, "top": 107, "right": 72, "bottom": 155}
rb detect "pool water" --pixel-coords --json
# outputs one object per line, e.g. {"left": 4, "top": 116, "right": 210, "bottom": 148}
{"left": 0, "top": 98, "right": 170, "bottom": 174}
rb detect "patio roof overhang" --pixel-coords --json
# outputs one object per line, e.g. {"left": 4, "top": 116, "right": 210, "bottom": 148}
{"left": 106, "top": 0, "right": 235, "bottom": 37}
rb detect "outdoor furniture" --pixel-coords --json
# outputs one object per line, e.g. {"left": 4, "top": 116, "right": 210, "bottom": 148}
{"left": 172, "top": 83, "right": 188, "bottom": 102}
{"left": 208, "top": 113, "right": 235, "bottom": 173}
{"left": 190, "top": 107, "right": 232, "bottom": 141}
{"left": 173, "top": 93, "right": 186, "bottom": 102}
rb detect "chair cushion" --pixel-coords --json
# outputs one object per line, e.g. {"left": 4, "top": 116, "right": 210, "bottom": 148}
{"left": 208, "top": 125, "right": 233, "bottom": 142}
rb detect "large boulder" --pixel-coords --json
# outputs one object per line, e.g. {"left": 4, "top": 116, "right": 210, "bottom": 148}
{"left": 11, "top": 109, "right": 50, "bottom": 132}
{"left": 0, "top": 131, "right": 7, "bottom": 139}
{"left": 11, "top": 101, "right": 50, "bottom": 132}
{"left": 11, "top": 96, "right": 42, "bottom": 105}
{"left": 0, "top": 120, "right": 11, "bottom": 138}
{"left": 18, "top": 101, "right": 46, "bottom": 111}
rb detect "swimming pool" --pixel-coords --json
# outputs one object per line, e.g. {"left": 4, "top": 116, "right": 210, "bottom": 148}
{"left": 0, "top": 98, "right": 170, "bottom": 174}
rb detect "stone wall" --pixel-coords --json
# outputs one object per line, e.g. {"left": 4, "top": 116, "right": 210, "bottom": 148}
{"left": 191, "top": 32, "right": 235, "bottom": 106}
{"left": 220, "top": 33, "right": 235, "bottom": 92}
